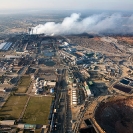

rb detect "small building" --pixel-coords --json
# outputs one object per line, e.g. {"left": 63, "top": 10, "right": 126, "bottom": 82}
{"left": 86, "top": 52, "right": 94, "bottom": 57}
{"left": 85, "top": 85, "right": 94, "bottom": 97}
{"left": 72, "top": 101, "right": 77, "bottom": 105}
{"left": 3, "top": 87, "right": 12, "bottom": 92}
{"left": 50, "top": 88, "right": 54, "bottom": 93}
{"left": 75, "top": 52, "right": 84, "bottom": 57}
{"left": 0, "top": 42, "right": 12, "bottom": 51}
{"left": 0, "top": 120, "right": 15, "bottom": 126}
{"left": 88, "top": 81, "right": 93, "bottom": 86}
{"left": 31, "top": 74, "right": 35, "bottom": 80}
{"left": 73, "top": 83, "right": 77, "bottom": 87}
{"left": 17, "top": 124, "right": 25, "bottom": 129}
{"left": 47, "top": 81, "right": 56, "bottom": 87}
{"left": 5, "top": 55, "right": 21, "bottom": 59}
{"left": 24, "top": 124, "right": 36, "bottom": 130}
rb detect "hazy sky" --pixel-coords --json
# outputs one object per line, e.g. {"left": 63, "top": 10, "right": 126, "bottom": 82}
{"left": 0, "top": 0, "right": 133, "bottom": 11}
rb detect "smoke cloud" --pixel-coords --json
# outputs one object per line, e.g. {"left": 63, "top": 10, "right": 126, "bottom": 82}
{"left": 32, "top": 13, "right": 133, "bottom": 35}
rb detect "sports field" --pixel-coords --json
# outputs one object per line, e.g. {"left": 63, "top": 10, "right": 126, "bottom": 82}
{"left": 16, "top": 75, "right": 31, "bottom": 93}
{"left": 23, "top": 96, "right": 52, "bottom": 125}
{"left": 0, "top": 95, "right": 28, "bottom": 119}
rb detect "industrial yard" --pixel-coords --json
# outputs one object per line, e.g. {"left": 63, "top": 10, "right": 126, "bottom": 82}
{"left": 0, "top": 32, "right": 133, "bottom": 133}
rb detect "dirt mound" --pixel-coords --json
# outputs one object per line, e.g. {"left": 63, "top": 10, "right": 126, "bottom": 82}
{"left": 95, "top": 97, "right": 133, "bottom": 133}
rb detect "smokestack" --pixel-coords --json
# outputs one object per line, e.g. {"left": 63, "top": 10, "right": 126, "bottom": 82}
{"left": 28, "top": 28, "right": 31, "bottom": 35}
{"left": 31, "top": 28, "right": 33, "bottom": 35}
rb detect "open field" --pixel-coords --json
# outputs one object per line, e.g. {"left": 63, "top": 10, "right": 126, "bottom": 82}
{"left": 0, "top": 95, "right": 28, "bottom": 119}
{"left": 16, "top": 75, "right": 31, "bottom": 93}
{"left": 23, "top": 96, "right": 53, "bottom": 125}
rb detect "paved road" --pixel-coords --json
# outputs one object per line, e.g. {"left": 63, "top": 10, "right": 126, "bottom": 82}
{"left": 57, "top": 69, "right": 67, "bottom": 133}
{"left": 66, "top": 92, "right": 72, "bottom": 133}
{"left": 51, "top": 69, "right": 69, "bottom": 133}
{"left": 58, "top": 89, "right": 67, "bottom": 133}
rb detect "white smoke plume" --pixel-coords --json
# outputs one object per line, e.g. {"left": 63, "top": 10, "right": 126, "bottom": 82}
{"left": 32, "top": 13, "right": 133, "bottom": 35}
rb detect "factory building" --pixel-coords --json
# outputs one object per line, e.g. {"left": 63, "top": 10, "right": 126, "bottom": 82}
{"left": 0, "top": 120, "right": 15, "bottom": 126}
{"left": 85, "top": 85, "right": 92, "bottom": 96}
{"left": 5, "top": 55, "right": 21, "bottom": 59}
{"left": 33, "top": 77, "right": 56, "bottom": 95}
{"left": 0, "top": 42, "right": 12, "bottom": 51}
{"left": 63, "top": 48, "right": 77, "bottom": 53}
{"left": 61, "top": 51, "right": 76, "bottom": 61}
{"left": 84, "top": 81, "right": 94, "bottom": 97}
{"left": 33, "top": 77, "right": 44, "bottom": 95}
{"left": 75, "top": 51, "right": 84, "bottom": 57}
{"left": 46, "top": 81, "right": 56, "bottom": 87}
{"left": 59, "top": 42, "right": 69, "bottom": 48}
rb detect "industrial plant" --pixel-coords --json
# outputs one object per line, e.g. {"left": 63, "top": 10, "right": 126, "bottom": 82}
{"left": 0, "top": 11, "right": 133, "bottom": 133}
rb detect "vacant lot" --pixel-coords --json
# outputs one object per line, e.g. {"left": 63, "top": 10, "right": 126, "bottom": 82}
{"left": 23, "top": 96, "right": 52, "bottom": 125}
{"left": 0, "top": 95, "right": 28, "bottom": 119}
{"left": 17, "top": 75, "right": 31, "bottom": 93}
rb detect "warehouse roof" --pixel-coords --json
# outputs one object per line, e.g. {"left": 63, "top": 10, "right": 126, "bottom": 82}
{"left": 47, "top": 81, "right": 56, "bottom": 87}
{"left": 5, "top": 55, "right": 21, "bottom": 59}
{"left": 0, "top": 120, "right": 15, "bottom": 125}
{"left": 0, "top": 42, "right": 6, "bottom": 50}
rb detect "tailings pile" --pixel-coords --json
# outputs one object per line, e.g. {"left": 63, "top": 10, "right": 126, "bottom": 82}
{"left": 95, "top": 97, "right": 133, "bottom": 133}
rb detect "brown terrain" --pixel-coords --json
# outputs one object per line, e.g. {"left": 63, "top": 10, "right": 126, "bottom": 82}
{"left": 115, "top": 36, "right": 133, "bottom": 45}
{"left": 95, "top": 97, "right": 133, "bottom": 133}
{"left": 67, "top": 36, "right": 125, "bottom": 54}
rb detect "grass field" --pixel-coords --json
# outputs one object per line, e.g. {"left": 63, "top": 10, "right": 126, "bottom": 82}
{"left": 17, "top": 75, "right": 31, "bottom": 93}
{"left": 23, "top": 96, "right": 52, "bottom": 125}
{"left": 0, "top": 95, "right": 28, "bottom": 119}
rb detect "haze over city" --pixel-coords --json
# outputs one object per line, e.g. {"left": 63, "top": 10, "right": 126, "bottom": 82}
{"left": 0, "top": 0, "right": 133, "bottom": 11}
